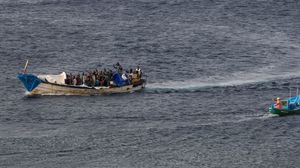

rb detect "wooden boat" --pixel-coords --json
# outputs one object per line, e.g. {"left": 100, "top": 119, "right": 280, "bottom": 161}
{"left": 269, "top": 96, "right": 300, "bottom": 116}
{"left": 17, "top": 61, "right": 146, "bottom": 96}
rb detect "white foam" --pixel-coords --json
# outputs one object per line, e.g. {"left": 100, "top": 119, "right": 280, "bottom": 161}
{"left": 146, "top": 68, "right": 300, "bottom": 91}
{"left": 259, "top": 113, "right": 279, "bottom": 119}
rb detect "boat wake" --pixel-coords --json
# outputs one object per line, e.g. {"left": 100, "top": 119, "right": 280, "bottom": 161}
{"left": 145, "top": 70, "right": 300, "bottom": 93}
{"left": 197, "top": 113, "right": 278, "bottom": 127}
{"left": 233, "top": 113, "right": 278, "bottom": 123}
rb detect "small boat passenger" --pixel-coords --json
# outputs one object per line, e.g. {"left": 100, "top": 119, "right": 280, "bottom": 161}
{"left": 275, "top": 97, "right": 282, "bottom": 109}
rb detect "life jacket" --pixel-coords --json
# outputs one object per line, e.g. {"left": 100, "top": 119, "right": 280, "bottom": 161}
{"left": 275, "top": 99, "right": 282, "bottom": 109}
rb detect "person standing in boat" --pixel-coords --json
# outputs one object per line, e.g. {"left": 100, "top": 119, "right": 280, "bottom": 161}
{"left": 114, "top": 62, "right": 123, "bottom": 73}
{"left": 128, "top": 69, "right": 133, "bottom": 81}
{"left": 136, "top": 66, "right": 142, "bottom": 78}
{"left": 275, "top": 97, "right": 282, "bottom": 109}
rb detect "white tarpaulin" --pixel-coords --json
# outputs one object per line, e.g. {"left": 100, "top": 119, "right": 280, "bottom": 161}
{"left": 38, "top": 72, "right": 67, "bottom": 85}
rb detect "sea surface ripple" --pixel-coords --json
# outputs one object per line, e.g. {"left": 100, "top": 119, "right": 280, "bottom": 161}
{"left": 0, "top": 0, "right": 300, "bottom": 167}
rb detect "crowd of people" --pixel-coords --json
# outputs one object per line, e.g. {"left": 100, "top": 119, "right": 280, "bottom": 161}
{"left": 64, "top": 63, "right": 142, "bottom": 87}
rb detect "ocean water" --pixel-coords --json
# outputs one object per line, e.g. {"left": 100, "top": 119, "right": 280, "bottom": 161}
{"left": 0, "top": 0, "right": 300, "bottom": 167}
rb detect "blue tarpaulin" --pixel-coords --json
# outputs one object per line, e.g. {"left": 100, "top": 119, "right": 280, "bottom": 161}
{"left": 286, "top": 94, "right": 300, "bottom": 110}
{"left": 112, "top": 73, "right": 130, "bottom": 87}
{"left": 17, "top": 73, "right": 42, "bottom": 92}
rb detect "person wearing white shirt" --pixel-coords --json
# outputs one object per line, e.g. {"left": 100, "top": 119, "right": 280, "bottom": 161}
{"left": 136, "top": 66, "right": 141, "bottom": 77}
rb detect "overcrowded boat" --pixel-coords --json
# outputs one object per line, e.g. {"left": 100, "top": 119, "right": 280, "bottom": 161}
{"left": 17, "top": 61, "right": 146, "bottom": 96}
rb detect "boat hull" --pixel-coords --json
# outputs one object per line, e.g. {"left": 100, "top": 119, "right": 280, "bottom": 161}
{"left": 268, "top": 105, "right": 300, "bottom": 116}
{"left": 17, "top": 73, "right": 146, "bottom": 96}
{"left": 26, "top": 82, "right": 145, "bottom": 96}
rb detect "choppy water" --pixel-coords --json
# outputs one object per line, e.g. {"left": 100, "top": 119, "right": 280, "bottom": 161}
{"left": 1, "top": 0, "right": 300, "bottom": 167}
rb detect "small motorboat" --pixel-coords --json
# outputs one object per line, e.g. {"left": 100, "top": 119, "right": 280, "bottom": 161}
{"left": 17, "top": 61, "right": 146, "bottom": 96}
{"left": 269, "top": 95, "right": 300, "bottom": 116}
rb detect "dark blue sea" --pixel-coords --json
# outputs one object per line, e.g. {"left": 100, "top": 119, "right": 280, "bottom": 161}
{"left": 1, "top": 0, "right": 300, "bottom": 167}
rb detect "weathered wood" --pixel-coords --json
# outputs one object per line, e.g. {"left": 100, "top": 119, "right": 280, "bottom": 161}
{"left": 27, "top": 82, "right": 144, "bottom": 96}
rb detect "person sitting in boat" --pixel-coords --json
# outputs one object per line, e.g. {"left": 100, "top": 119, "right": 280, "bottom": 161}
{"left": 69, "top": 73, "right": 73, "bottom": 85}
{"left": 65, "top": 74, "right": 71, "bottom": 85}
{"left": 92, "top": 74, "right": 96, "bottom": 87}
{"left": 76, "top": 74, "right": 81, "bottom": 85}
{"left": 100, "top": 77, "right": 105, "bottom": 86}
{"left": 71, "top": 76, "right": 76, "bottom": 85}
{"left": 86, "top": 72, "right": 94, "bottom": 87}
{"left": 95, "top": 79, "right": 100, "bottom": 86}
{"left": 275, "top": 97, "right": 282, "bottom": 109}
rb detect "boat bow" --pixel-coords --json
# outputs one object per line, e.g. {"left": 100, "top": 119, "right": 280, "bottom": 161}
{"left": 17, "top": 73, "right": 42, "bottom": 92}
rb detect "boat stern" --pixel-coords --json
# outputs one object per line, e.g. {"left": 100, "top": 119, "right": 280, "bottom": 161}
{"left": 268, "top": 104, "right": 290, "bottom": 116}
{"left": 269, "top": 104, "right": 280, "bottom": 115}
